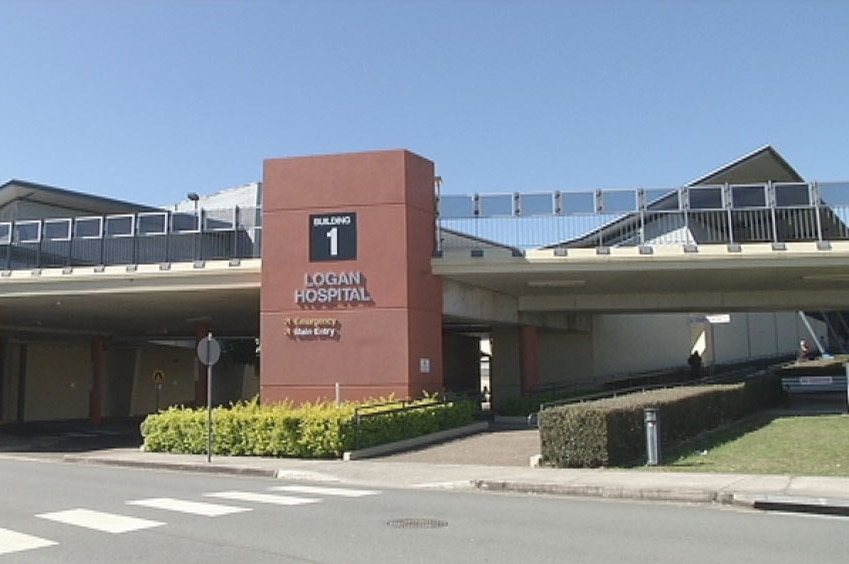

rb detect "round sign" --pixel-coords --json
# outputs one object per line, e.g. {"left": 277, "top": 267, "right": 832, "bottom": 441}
{"left": 196, "top": 336, "right": 221, "bottom": 366}
{"left": 153, "top": 370, "right": 165, "bottom": 384}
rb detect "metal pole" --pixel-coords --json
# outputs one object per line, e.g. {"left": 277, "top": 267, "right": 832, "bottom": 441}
{"left": 644, "top": 407, "right": 660, "bottom": 466}
{"left": 207, "top": 332, "right": 213, "bottom": 463}
{"left": 845, "top": 363, "right": 849, "bottom": 415}
{"left": 335, "top": 382, "right": 341, "bottom": 407}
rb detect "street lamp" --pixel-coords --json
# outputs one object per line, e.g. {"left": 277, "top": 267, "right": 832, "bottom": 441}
{"left": 187, "top": 192, "right": 201, "bottom": 260}
{"left": 187, "top": 192, "right": 200, "bottom": 214}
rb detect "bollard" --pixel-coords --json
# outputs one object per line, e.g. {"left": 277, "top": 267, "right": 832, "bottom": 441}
{"left": 845, "top": 364, "right": 849, "bottom": 415}
{"left": 644, "top": 407, "right": 661, "bottom": 466}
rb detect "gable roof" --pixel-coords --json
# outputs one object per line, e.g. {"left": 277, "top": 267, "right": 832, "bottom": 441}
{"left": 0, "top": 179, "right": 158, "bottom": 217}
{"left": 687, "top": 145, "right": 804, "bottom": 186}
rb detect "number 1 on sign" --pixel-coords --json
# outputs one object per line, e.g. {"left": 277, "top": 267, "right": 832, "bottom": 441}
{"left": 326, "top": 227, "right": 338, "bottom": 256}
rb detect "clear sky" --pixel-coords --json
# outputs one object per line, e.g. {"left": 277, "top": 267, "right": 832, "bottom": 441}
{"left": 2, "top": 0, "right": 847, "bottom": 206}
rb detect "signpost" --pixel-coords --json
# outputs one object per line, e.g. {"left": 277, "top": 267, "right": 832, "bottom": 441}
{"left": 196, "top": 333, "right": 221, "bottom": 463}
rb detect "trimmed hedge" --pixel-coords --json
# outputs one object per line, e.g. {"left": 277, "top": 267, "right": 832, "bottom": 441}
{"left": 140, "top": 397, "right": 479, "bottom": 459}
{"left": 539, "top": 374, "right": 783, "bottom": 468}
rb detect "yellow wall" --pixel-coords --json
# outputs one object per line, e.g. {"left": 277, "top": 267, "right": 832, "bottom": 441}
{"left": 25, "top": 343, "right": 91, "bottom": 421}
{"left": 130, "top": 344, "right": 196, "bottom": 416}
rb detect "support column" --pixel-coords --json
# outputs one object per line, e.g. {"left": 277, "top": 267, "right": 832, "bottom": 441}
{"left": 520, "top": 325, "right": 540, "bottom": 394}
{"left": 16, "top": 344, "right": 27, "bottom": 424}
{"left": 490, "top": 326, "right": 522, "bottom": 407}
{"left": 89, "top": 336, "right": 107, "bottom": 425}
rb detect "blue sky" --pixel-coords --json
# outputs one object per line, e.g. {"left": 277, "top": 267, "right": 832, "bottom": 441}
{"left": 2, "top": 1, "right": 847, "bottom": 206}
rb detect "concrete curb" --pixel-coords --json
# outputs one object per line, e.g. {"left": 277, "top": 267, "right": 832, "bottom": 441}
{"left": 63, "top": 454, "right": 279, "bottom": 479}
{"left": 735, "top": 493, "right": 849, "bottom": 516}
{"left": 342, "top": 421, "right": 490, "bottom": 461}
{"left": 473, "top": 480, "right": 720, "bottom": 504}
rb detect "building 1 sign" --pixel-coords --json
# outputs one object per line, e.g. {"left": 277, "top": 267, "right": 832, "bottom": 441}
{"left": 310, "top": 212, "right": 357, "bottom": 262}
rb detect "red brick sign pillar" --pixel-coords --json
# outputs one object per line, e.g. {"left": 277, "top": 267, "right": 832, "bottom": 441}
{"left": 260, "top": 150, "right": 443, "bottom": 404}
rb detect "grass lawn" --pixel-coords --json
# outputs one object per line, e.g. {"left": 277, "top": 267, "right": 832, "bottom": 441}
{"left": 658, "top": 410, "right": 849, "bottom": 476}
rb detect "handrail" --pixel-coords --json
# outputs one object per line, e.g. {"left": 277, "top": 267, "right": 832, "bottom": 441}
{"left": 436, "top": 181, "right": 849, "bottom": 251}
{"left": 526, "top": 359, "right": 785, "bottom": 427}
{"left": 353, "top": 392, "right": 479, "bottom": 450}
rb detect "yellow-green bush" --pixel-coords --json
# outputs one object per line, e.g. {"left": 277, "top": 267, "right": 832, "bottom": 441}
{"left": 140, "top": 396, "right": 478, "bottom": 459}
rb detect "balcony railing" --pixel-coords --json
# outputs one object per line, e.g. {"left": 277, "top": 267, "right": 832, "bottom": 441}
{"left": 0, "top": 206, "right": 262, "bottom": 271}
{"left": 437, "top": 181, "right": 849, "bottom": 251}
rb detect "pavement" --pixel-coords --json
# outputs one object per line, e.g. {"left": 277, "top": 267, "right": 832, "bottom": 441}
{"left": 2, "top": 399, "right": 849, "bottom": 517}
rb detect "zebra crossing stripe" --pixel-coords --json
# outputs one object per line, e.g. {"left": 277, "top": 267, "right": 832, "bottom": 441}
{"left": 36, "top": 509, "right": 165, "bottom": 534}
{"left": 270, "top": 485, "right": 380, "bottom": 498}
{"left": 205, "top": 491, "right": 320, "bottom": 506}
{"left": 0, "top": 528, "right": 57, "bottom": 555}
{"left": 128, "top": 498, "right": 252, "bottom": 517}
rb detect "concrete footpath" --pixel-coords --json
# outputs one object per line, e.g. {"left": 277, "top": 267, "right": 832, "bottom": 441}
{"left": 52, "top": 422, "right": 849, "bottom": 518}
{"left": 58, "top": 447, "right": 849, "bottom": 517}
{"left": 3, "top": 412, "right": 848, "bottom": 517}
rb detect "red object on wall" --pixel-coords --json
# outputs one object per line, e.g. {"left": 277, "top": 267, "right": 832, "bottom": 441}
{"left": 260, "top": 150, "right": 443, "bottom": 404}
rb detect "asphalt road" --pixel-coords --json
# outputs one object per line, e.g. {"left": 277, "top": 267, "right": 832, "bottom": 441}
{"left": 1, "top": 456, "right": 847, "bottom": 564}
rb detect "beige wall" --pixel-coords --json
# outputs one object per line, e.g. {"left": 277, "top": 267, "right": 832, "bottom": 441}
{"left": 592, "top": 314, "right": 693, "bottom": 379}
{"left": 538, "top": 330, "right": 594, "bottom": 386}
{"left": 25, "top": 343, "right": 91, "bottom": 421}
{"left": 130, "top": 344, "right": 196, "bottom": 416}
{"left": 590, "top": 311, "right": 821, "bottom": 381}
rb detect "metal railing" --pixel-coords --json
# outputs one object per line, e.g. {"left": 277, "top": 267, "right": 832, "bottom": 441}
{"left": 0, "top": 206, "right": 262, "bottom": 270}
{"left": 526, "top": 355, "right": 789, "bottom": 427}
{"left": 352, "top": 392, "right": 479, "bottom": 450}
{"left": 437, "top": 181, "right": 849, "bottom": 251}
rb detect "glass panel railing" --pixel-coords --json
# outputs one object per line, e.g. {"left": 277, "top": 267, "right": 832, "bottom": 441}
{"left": 105, "top": 215, "right": 134, "bottom": 237}
{"left": 479, "top": 193, "right": 514, "bottom": 217}
{"left": 600, "top": 190, "right": 638, "bottom": 214}
{"left": 730, "top": 184, "right": 767, "bottom": 209}
{"left": 774, "top": 183, "right": 811, "bottom": 207}
{"left": 437, "top": 194, "right": 475, "bottom": 219}
{"left": 819, "top": 182, "right": 849, "bottom": 206}
{"left": 687, "top": 185, "right": 724, "bottom": 210}
{"left": 561, "top": 191, "right": 595, "bottom": 215}
{"left": 518, "top": 192, "right": 555, "bottom": 216}
{"left": 74, "top": 216, "right": 103, "bottom": 239}
{"left": 0, "top": 206, "right": 262, "bottom": 270}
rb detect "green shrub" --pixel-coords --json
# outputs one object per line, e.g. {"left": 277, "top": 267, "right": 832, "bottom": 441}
{"left": 140, "top": 396, "right": 478, "bottom": 459}
{"left": 539, "top": 383, "right": 759, "bottom": 468}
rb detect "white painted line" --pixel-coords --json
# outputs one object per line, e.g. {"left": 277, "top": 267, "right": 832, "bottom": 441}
{"left": 127, "top": 498, "right": 252, "bottom": 517}
{"left": 36, "top": 509, "right": 165, "bottom": 534}
{"left": 205, "top": 491, "right": 320, "bottom": 506}
{"left": 270, "top": 485, "right": 379, "bottom": 498}
{"left": 0, "top": 528, "right": 57, "bottom": 555}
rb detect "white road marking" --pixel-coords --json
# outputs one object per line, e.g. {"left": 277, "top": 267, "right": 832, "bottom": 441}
{"left": 0, "top": 528, "right": 56, "bottom": 555}
{"left": 36, "top": 509, "right": 165, "bottom": 533}
{"left": 205, "top": 491, "right": 320, "bottom": 506}
{"left": 270, "top": 485, "right": 380, "bottom": 497}
{"left": 127, "top": 498, "right": 252, "bottom": 517}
